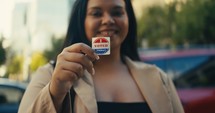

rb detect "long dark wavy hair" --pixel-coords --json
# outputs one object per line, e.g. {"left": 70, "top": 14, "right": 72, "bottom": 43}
{"left": 53, "top": 0, "right": 140, "bottom": 66}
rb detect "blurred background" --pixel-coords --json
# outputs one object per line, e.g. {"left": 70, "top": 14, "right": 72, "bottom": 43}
{"left": 0, "top": 0, "right": 215, "bottom": 113}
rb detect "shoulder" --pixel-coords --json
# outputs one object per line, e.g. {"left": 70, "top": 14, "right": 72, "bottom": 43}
{"left": 34, "top": 62, "right": 54, "bottom": 75}
{"left": 125, "top": 56, "right": 159, "bottom": 71}
{"left": 30, "top": 62, "right": 54, "bottom": 84}
{"left": 38, "top": 63, "right": 54, "bottom": 73}
{"left": 125, "top": 56, "right": 169, "bottom": 85}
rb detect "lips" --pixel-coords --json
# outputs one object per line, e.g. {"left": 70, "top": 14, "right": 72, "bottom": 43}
{"left": 97, "top": 30, "right": 118, "bottom": 37}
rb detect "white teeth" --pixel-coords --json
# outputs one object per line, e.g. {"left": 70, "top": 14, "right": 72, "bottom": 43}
{"left": 100, "top": 31, "right": 115, "bottom": 36}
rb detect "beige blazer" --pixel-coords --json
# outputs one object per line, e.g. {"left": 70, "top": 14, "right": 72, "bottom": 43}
{"left": 18, "top": 57, "right": 184, "bottom": 113}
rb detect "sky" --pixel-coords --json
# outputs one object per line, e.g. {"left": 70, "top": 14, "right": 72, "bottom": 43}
{"left": 0, "top": 0, "right": 14, "bottom": 38}
{"left": 0, "top": 0, "right": 34, "bottom": 38}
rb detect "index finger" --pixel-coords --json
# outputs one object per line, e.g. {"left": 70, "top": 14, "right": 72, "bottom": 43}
{"left": 64, "top": 43, "right": 100, "bottom": 61}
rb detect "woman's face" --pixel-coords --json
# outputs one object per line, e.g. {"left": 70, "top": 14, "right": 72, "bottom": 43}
{"left": 85, "top": 0, "right": 129, "bottom": 49}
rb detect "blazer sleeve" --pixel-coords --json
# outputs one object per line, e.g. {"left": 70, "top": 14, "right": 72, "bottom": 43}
{"left": 159, "top": 71, "right": 185, "bottom": 113}
{"left": 18, "top": 64, "right": 71, "bottom": 113}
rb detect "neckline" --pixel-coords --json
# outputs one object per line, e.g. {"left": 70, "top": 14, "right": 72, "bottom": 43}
{"left": 97, "top": 101, "right": 147, "bottom": 104}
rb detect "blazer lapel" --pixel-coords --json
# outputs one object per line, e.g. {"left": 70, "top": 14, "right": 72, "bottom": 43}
{"left": 73, "top": 71, "right": 98, "bottom": 113}
{"left": 125, "top": 57, "right": 173, "bottom": 113}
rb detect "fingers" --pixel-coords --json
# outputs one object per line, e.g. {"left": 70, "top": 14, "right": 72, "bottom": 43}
{"left": 58, "top": 61, "right": 84, "bottom": 78}
{"left": 63, "top": 52, "right": 94, "bottom": 74}
{"left": 64, "top": 43, "right": 100, "bottom": 61}
{"left": 50, "top": 43, "right": 98, "bottom": 100}
{"left": 62, "top": 43, "right": 99, "bottom": 75}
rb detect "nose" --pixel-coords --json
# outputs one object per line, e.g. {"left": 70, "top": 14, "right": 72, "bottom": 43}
{"left": 102, "top": 13, "right": 115, "bottom": 25}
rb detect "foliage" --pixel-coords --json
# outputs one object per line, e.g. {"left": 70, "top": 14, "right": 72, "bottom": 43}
{"left": 0, "top": 38, "right": 6, "bottom": 65}
{"left": 7, "top": 54, "right": 23, "bottom": 74}
{"left": 137, "top": 0, "right": 215, "bottom": 47}
{"left": 31, "top": 36, "right": 64, "bottom": 72}
{"left": 175, "top": 0, "right": 215, "bottom": 45}
{"left": 137, "top": 3, "right": 178, "bottom": 47}
{"left": 30, "top": 51, "right": 48, "bottom": 72}
{"left": 5, "top": 36, "right": 64, "bottom": 77}
{"left": 137, "top": 6, "right": 168, "bottom": 46}
{"left": 44, "top": 36, "right": 64, "bottom": 61}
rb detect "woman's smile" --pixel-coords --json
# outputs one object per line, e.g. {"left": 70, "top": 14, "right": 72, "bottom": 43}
{"left": 96, "top": 29, "right": 119, "bottom": 37}
{"left": 85, "top": 0, "right": 129, "bottom": 50}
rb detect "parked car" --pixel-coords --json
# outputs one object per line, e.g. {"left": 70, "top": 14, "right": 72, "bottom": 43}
{"left": 139, "top": 48, "right": 215, "bottom": 79}
{"left": 139, "top": 48, "right": 215, "bottom": 113}
{"left": 0, "top": 78, "right": 27, "bottom": 113}
{"left": 175, "top": 56, "right": 215, "bottom": 113}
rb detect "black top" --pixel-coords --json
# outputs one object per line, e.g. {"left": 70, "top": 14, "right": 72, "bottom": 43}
{"left": 70, "top": 89, "right": 152, "bottom": 113}
{"left": 97, "top": 102, "right": 152, "bottom": 113}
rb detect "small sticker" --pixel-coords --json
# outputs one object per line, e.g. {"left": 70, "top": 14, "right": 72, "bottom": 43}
{"left": 92, "top": 37, "right": 110, "bottom": 55}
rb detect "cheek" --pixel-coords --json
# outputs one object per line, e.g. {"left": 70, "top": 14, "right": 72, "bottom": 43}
{"left": 84, "top": 19, "right": 94, "bottom": 41}
{"left": 121, "top": 18, "right": 129, "bottom": 37}
{"left": 125, "top": 21, "right": 129, "bottom": 34}
{"left": 85, "top": 19, "right": 99, "bottom": 41}
{"left": 85, "top": 19, "right": 92, "bottom": 41}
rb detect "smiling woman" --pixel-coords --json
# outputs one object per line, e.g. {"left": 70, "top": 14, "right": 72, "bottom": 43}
{"left": 18, "top": 0, "right": 184, "bottom": 113}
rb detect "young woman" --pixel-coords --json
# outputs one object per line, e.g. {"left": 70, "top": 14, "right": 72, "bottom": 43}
{"left": 18, "top": 0, "right": 184, "bottom": 113}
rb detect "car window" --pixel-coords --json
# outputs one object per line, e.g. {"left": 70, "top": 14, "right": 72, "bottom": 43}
{"left": 189, "top": 59, "right": 215, "bottom": 87}
{"left": 201, "top": 62, "right": 215, "bottom": 86}
{"left": 175, "top": 58, "right": 215, "bottom": 88}
{"left": 169, "top": 56, "right": 209, "bottom": 76}
{"left": 0, "top": 86, "right": 24, "bottom": 105}
{"left": 147, "top": 55, "right": 210, "bottom": 79}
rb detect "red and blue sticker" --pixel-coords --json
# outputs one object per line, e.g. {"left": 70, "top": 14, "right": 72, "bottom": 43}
{"left": 92, "top": 37, "right": 110, "bottom": 55}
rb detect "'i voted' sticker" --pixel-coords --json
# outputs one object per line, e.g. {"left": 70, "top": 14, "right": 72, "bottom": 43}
{"left": 92, "top": 37, "right": 110, "bottom": 55}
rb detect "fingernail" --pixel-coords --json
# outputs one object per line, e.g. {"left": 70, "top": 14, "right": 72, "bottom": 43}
{"left": 94, "top": 53, "right": 100, "bottom": 60}
{"left": 92, "top": 68, "right": 95, "bottom": 75}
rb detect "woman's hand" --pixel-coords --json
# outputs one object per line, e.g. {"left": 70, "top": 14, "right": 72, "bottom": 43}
{"left": 49, "top": 43, "right": 99, "bottom": 112}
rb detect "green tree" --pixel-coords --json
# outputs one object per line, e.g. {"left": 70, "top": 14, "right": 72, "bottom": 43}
{"left": 44, "top": 36, "right": 64, "bottom": 61}
{"left": 7, "top": 54, "right": 23, "bottom": 75}
{"left": 138, "top": 3, "right": 177, "bottom": 46}
{"left": 30, "top": 51, "right": 47, "bottom": 72}
{"left": 137, "top": 0, "right": 215, "bottom": 47}
{"left": 0, "top": 38, "right": 6, "bottom": 65}
{"left": 137, "top": 5, "right": 172, "bottom": 47}
{"left": 175, "top": 0, "right": 215, "bottom": 45}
